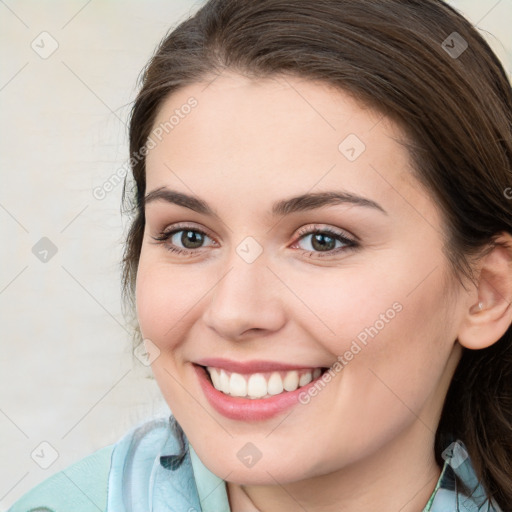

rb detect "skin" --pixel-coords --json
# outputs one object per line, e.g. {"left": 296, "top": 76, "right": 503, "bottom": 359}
{"left": 135, "top": 72, "right": 512, "bottom": 511}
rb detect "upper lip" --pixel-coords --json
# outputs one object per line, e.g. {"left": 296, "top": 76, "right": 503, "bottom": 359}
{"left": 194, "top": 358, "right": 326, "bottom": 374}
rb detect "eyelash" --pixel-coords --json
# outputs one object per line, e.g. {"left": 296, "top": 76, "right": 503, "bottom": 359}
{"left": 151, "top": 223, "right": 358, "bottom": 259}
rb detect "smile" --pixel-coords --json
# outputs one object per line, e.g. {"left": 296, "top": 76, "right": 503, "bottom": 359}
{"left": 193, "top": 359, "right": 330, "bottom": 421}
{"left": 205, "top": 366, "right": 324, "bottom": 399}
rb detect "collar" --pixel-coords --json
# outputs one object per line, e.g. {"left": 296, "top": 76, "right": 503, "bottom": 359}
{"left": 189, "top": 444, "right": 231, "bottom": 512}
{"left": 425, "top": 440, "right": 503, "bottom": 512}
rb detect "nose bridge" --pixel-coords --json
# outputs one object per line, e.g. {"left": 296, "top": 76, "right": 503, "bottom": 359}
{"left": 203, "top": 238, "right": 285, "bottom": 338}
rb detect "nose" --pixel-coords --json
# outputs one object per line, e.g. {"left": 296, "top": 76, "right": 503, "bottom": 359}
{"left": 202, "top": 251, "right": 286, "bottom": 341}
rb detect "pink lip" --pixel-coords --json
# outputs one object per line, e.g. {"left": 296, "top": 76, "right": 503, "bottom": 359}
{"left": 194, "top": 357, "right": 321, "bottom": 374}
{"left": 193, "top": 363, "right": 326, "bottom": 421}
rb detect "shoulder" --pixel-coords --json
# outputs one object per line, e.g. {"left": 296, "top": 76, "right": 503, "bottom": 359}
{"left": 6, "top": 443, "right": 114, "bottom": 512}
{"left": 7, "top": 416, "right": 183, "bottom": 512}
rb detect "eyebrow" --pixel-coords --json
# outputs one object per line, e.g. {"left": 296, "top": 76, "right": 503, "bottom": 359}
{"left": 143, "top": 187, "right": 387, "bottom": 217}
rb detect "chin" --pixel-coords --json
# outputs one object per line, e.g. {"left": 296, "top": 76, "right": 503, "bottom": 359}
{"left": 204, "top": 451, "right": 315, "bottom": 486}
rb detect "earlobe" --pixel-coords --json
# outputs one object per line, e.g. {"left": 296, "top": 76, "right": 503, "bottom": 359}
{"left": 457, "top": 233, "right": 512, "bottom": 350}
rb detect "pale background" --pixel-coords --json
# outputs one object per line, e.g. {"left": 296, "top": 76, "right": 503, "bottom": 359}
{"left": 0, "top": 0, "right": 510, "bottom": 508}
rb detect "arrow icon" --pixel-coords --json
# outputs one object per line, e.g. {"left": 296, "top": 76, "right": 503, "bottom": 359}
{"left": 237, "top": 442, "right": 262, "bottom": 467}
{"left": 442, "top": 32, "right": 468, "bottom": 59}
{"left": 31, "top": 441, "right": 59, "bottom": 468}
{"left": 31, "top": 31, "right": 59, "bottom": 59}
{"left": 339, "top": 134, "right": 365, "bottom": 161}
{"left": 32, "top": 237, "right": 58, "bottom": 262}
{"left": 135, "top": 339, "right": 161, "bottom": 366}
{"left": 236, "top": 237, "right": 263, "bottom": 263}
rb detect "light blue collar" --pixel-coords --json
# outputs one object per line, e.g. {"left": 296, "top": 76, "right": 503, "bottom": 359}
{"left": 189, "top": 444, "right": 231, "bottom": 512}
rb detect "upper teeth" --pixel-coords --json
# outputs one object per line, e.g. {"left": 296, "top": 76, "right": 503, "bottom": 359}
{"left": 206, "top": 367, "right": 323, "bottom": 399}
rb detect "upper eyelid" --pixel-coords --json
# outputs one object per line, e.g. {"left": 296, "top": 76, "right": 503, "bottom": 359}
{"left": 295, "top": 224, "right": 356, "bottom": 242}
{"left": 161, "top": 222, "right": 216, "bottom": 240}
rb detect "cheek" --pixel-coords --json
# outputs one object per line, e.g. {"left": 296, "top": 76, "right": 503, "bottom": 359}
{"left": 283, "top": 267, "right": 453, "bottom": 471}
{"left": 135, "top": 260, "right": 185, "bottom": 347}
{"left": 291, "top": 254, "right": 453, "bottom": 409}
{"left": 352, "top": 269, "right": 453, "bottom": 417}
{"left": 291, "top": 248, "right": 450, "bottom": 354}
{"left": 135, "top": 253, "right": 215, "bottom": 355}
{"left": 286, "top": 261, "right": 407, "bottom": 353}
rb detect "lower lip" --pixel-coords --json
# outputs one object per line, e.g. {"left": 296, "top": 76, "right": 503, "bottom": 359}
{"left": 193, "top": 364, "right": 324, "bottom": 421}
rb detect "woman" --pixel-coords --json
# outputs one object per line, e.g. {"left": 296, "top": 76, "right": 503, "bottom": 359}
{"left": 9, "top": 0, "right": 512, "bottom": 510}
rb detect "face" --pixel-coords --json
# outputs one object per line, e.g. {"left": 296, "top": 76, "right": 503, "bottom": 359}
{"left": 136, "top": 72, "right": 465, "bottom": 484}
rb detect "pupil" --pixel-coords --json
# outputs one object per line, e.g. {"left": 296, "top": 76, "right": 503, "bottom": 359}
{"left": 312, "top": 233, "right": 335, "bottom": 251}
{"left": 183, "top": 230, "right": 203, "bottom": 249}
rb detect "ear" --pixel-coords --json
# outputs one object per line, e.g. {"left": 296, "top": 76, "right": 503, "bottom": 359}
{"left": 457, "top": 232, "right": 512, "bottom": 350}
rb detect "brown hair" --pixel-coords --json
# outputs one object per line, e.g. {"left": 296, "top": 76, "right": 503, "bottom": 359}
{"left": 120, "top": 0, "right": 512, "bottom": 507}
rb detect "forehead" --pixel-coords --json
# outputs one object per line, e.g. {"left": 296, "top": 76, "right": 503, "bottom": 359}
{"left": 145, "top": 72, "right": 418, "bottom": 214}
{"left": 149, "top": 72, "right": 388, "bottom": 155}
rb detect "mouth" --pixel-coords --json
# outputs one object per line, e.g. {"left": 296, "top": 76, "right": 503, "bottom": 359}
{"left": 200, "top": 365, "right": 328, "bottom": 399}
{"left": 192, "top": 361, "right": 330, "bottom": 421}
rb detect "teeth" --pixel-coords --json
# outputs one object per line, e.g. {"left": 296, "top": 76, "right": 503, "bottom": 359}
{"left": 283, "top": 370, "right": 299, "bottom": 391}
{"left": 230, "top": 372, "right": 247, "bottom": 397}
{"left": 267, "top": 372, "right": 284, "bottom": 395}
{"left": 299, "top": 372, "right": 313, "bottom": 387}
{"left": 206, "top": 366, "right": 323, "bottom": 399}
{"left": 247, "top": 374, "right": 267, "bottom": 398}
{"left": 219, "top": 369, "right": 230, "bottom": 394}
{"left": 210, "top": 367, "right": 221, "bottom": 389}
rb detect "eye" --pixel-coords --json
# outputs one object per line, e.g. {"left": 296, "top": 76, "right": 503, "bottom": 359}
{"left": 151, "top": 224, "right": 216, "bottom": 256}
{"left": 291, "top": 224, "right": 358, "bottom": 258}
{"left": 150, "top": 223, "right": 358, "bottom": 258}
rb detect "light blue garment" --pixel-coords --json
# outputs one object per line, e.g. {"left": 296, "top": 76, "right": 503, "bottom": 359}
{"left": 105, "top": 416, "right": 229, "bottom": 512}
{"left": 6, "top": 443, "right": 112, "bottom": 512}
{"left": 7, "top": 415, "right": 503, "bottom": 511}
